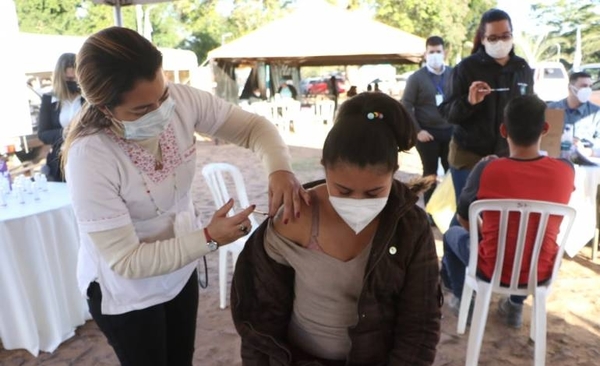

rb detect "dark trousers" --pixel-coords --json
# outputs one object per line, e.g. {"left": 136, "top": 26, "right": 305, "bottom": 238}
{"left": 416, "top": 127, "right": 452, "bottom": 204}
{"left": 87, "top": 270, "right": 199, "bottom": 366}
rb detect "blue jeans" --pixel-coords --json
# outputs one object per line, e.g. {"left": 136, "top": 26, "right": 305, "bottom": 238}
{"left": 449, "top": 167, "right": 472, "bottom": 227}
{"left": 442, "top": 226, "right": 526, "bottom": 304}
{"left": 449, "top": 167, "right": 471, "bottom": 205}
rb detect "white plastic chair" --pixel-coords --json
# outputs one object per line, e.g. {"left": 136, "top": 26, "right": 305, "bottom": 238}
{"left": 457, "top": 199, "right": 576, "bottom": 366}
{"left": 314, "top": 99, "right": 335, "bottom": 124}
{"left": 201, "top": 163, "right": 260, "bottom": 309}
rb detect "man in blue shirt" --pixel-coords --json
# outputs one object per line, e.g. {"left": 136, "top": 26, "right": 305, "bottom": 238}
{"left": 548, "top": 72, "right": 600, "bottom": 144}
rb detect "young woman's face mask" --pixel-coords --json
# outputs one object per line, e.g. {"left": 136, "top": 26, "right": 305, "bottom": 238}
{"left": 325, "top": 163, "right": 393, "bottom": 235}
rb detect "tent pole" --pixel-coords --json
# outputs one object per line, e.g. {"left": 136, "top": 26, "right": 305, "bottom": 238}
{"left": 114, "top": 0, "right": 123, "bottom": 27}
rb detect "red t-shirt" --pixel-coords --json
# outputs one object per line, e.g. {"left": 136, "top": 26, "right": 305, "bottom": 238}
{"left": 457, "top": 156, "right": 575, "bottom": 284}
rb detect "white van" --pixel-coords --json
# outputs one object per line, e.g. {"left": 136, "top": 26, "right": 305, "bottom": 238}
{"left": 532, "top": 61, "right": 569, "bottom": 102}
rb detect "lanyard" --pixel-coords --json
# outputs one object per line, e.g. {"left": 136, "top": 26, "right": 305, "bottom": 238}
{"left": 428, "top": 71, "right": 445, "bottom": 95}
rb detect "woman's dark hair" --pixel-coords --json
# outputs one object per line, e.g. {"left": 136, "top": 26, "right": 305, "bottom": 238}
{"left": 503, "top": 95, "right": 546, "bottom": 146}
{"left": 62, "top": 26, "right": 163, "bottom": 167}
{"left": 471, "top": 8, "right": 513, "bottom": 54}
{"left": 322, "top": 92, "right": 416, "bottom": 172}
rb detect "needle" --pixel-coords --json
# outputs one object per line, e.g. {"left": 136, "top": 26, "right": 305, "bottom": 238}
{"left": 237, "top": 206, "right": 269, "bottom": 215}
{"left": 478, "top": 88, "right": 510, "bottom": 92}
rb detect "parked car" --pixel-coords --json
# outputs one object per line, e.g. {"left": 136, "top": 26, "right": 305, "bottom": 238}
{"left": 300, "top": 77, "right": 320, "bottom": 95}
{"left": 571, "top": 63, "right": 600, "bottom": 80}
{"left": 306, "top": 77, "right": 346, "bottom": 95}
{"left": 532, "top": 61, "right": 569, "bottom": 102}
{"left": 590, "top": 79, "right": 600, "bottom": 106}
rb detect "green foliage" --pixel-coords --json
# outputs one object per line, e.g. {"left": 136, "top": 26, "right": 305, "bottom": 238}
{"left": 373, "top": 0, "right": 495, "bottom": 64}
{"left": 529, "top": 0, "right": 600, "bottom": 66}
{"left": 15, "top": 0, "right": 136, "bottom": 35}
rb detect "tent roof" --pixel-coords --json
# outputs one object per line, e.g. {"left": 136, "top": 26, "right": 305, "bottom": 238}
{"left": 207, "top": 3, "right": 426, "bottom": 66}
{"left": 19, "top": 33, "right": 197, "bottom": 75}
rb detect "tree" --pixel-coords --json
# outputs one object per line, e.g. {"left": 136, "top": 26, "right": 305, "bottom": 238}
{"left": 15, "top": 0, "right": 136, "bottom": 35}
{"left": 373, "top": 0, "right": 495, "bottom": 64}
{"left": 530, "top": 0, "right": 600, "bottom": 66}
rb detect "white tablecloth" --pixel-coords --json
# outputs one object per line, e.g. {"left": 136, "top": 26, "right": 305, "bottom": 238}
{"left": 0, "top": 182, "right": 90, "bottom": 356}
{"left": 565, "top": 166, "right": 600, "bottom": 257}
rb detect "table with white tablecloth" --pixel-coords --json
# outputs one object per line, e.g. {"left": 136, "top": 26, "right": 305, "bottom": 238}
{"left": 565, "top": 165, "right": 600, "bottom": 258}
{"left": 0, "top": 182, "right": 90, "bottom": 356}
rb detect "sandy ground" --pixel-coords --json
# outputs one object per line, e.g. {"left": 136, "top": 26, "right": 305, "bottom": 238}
{"left": 1, "top": 118, "right": 599, "bottom": 365}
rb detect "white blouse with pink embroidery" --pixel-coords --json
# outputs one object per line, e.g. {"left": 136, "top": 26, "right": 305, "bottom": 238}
{"left": 65, "top": 84, "right": 292, "bottom": 314}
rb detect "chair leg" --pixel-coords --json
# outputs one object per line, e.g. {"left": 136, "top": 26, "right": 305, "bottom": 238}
{"left": 592, "top": 228, "right": 598, "bottom": 261}
{"left": 530, "top": 296, "right": 536, "bottom": 342}
{"left": 465, "top": 286, "right": 493, "bottom": 366}
{"left": 534, "top": 292, "right": 548, "bottom": 366}
{"left": 219, "top": 249, "right": 228, "bottom": 309}
{"left": 457, "top": 284, "right": 474, "bottom": 334}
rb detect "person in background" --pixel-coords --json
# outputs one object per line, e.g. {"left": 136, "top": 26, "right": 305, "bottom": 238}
{"left": 232, "top": 92, "right": 441, "bottom": 366}
{"left": 37, "top": 53, "right": 84, "bottom": 181}
{"left": 440, "top": 8, "right": 533, "bottom": 201}
{"left": 374, "top": 82, "right": 381, "bottom": 92}
{"left": 346, "top": 85, "right": 357, "bottom": 97}
{"left": 402, "top": 35, "right": 453, "bottom": 208}
{"left": 441, "top": 95, "right": 574, "bottom": 327}
{"left": 277, "top": 80, "right": 298, "bottom": 99}
{"left": 329, "top": 75, "right": 340, "bottom": 112}
{"left": 62, "top": 27, "right": 308, "bottom": 366}
{"left": 548, "top": 72, "right": 600, "bottom": 155}
{"left": 366, "top": 83, "right": 373, "bottom": 92}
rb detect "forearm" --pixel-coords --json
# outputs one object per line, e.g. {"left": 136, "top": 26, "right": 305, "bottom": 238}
{"left": 88, "top": 224, "right": 210, "bottom": 279}
{"left": 214, "top": 107, "right": 293, "bottom": 174}
{"left": 443, "top": 95, "right": 475, "bottom": 125}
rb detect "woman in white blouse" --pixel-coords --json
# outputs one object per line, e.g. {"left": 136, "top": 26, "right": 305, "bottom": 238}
{"left": 62, "top": 27, "right": 308, "bottom": 366}
{"left": 37, "top": 53, "right": 84, "bottom": 181}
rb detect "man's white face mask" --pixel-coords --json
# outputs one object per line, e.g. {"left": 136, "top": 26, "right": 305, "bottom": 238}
{"left": 425, "top": 53, "right": 444, "bottom": 70}
{"left": 571, "top": 85, "right": 592, "bottom": 104}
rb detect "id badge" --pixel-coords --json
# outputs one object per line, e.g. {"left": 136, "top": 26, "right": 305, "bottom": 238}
{"left": 435, "top": 94, "right": 443, "bottom": 106}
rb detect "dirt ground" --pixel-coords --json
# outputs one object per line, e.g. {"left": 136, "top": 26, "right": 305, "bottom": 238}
{"left": 1, "top": 122, "right": 599, "bottom": 365}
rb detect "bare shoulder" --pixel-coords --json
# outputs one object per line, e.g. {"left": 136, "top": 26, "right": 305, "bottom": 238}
{"left": 272, "top": 187, "right": 321, "bottom": 247}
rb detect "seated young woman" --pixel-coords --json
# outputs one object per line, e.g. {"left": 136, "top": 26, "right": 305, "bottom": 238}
{"left": 231, "top": 92, "right": 442, "bottom": 366}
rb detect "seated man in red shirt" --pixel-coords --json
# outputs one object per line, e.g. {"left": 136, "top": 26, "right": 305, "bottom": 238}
{"left": 441, "top": 95, "right": 575, "bottom": 328}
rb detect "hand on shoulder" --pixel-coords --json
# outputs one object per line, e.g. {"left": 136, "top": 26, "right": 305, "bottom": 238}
{"left": 272, "top": 188, "right": 315, "bottom": 247}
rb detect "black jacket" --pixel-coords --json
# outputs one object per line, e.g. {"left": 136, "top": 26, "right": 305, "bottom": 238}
{"left": 231, "top": 180, "right": 442, "bottom": 366}
{"left": 440, "top": 48, "right": 533, "bottom": 157}
{"left": 37, "top": 93, "right": 84, "bottom": 181}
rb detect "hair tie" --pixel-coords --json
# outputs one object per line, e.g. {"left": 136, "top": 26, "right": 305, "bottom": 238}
{"left": 367, "top": 111, "right": 384, "bottom": 120}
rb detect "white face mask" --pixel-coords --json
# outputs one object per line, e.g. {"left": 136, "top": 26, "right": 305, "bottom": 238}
{"left": 571, "top": 86, "right": 592, "bottom": 104}
{"left": 121, "top": 97, "right": 175, "bottom": 140}
{"left": 426, "top": 53, "right": 444, "bottom": 70}
{"left": 484, "top": 40, "right": 513, "bottom": 60}
{"left": 329, "top": 195, "right": 388, "bottom": 235}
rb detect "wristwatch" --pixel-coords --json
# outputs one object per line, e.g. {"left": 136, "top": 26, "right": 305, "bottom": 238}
{"left": 203, "top": 227, "right": 219, "bottom": 252}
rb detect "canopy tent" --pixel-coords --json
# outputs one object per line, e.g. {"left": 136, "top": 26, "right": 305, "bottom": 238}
{"left": 91, "top": 0, "right": 168, "bottom": 26}
{"left": 19, "top": 33, "right": 198, "bottom": 84}
{"left": 207, "top": 3, "right": 426, "bottom": 67}
{"left": 2, "top": 0, "right": 33, "bottom": 142}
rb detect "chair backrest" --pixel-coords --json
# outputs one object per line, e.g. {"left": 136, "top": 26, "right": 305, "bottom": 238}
{"left": 467, "top": 199, "right": 576, "bottom": 294}
{"left": 201, "top": 163, "right": 259, "bottom": 229}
